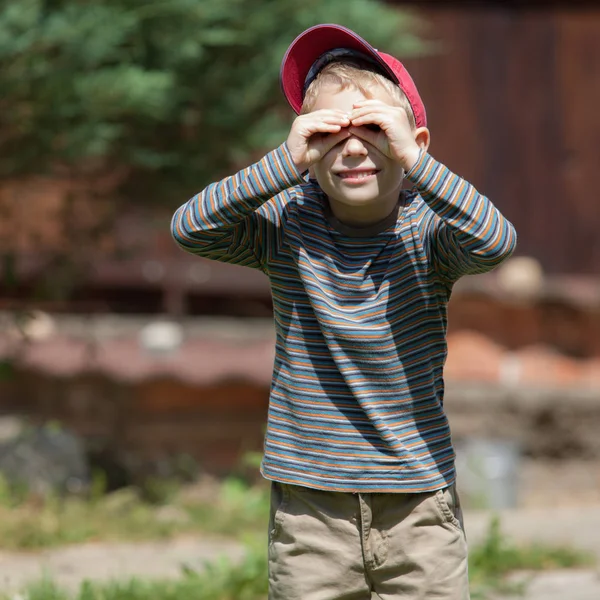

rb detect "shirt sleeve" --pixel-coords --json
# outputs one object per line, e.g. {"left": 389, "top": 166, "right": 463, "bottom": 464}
{"left": 406, "top": 151, "right": 517, "bottom": 283}
{"left": 170, "top": 143, "right": 305, "bottom": 272}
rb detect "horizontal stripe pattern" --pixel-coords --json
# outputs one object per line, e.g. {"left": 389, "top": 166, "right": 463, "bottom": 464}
{"left": 171, "top": 144, "right": 517, "bottom": 492}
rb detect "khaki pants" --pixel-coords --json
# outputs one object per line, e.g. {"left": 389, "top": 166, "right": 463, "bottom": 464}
{"left": 268, "top": 482, "right": 469, "bottom": 600}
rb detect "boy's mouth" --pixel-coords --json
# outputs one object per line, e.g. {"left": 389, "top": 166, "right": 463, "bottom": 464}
{"left": 336, "top": 169, "right": 380, "bottom": 183}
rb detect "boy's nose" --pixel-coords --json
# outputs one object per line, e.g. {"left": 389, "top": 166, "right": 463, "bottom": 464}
{"left": 342, "top": 135, "right": 368, "bottom": 157}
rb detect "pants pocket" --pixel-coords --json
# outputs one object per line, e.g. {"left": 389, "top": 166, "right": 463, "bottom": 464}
{"left": 434, "top": 485, "right": 464, "bottom": 532}
{"left": 269, "top": 482, "right": 289, "bottom": 546}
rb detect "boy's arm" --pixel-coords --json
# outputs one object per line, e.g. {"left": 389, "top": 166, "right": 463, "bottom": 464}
{"left": 171, "top": 108, "right": 352, "bottom": 270}
{"left": 406, "top": 151, "right": 517, "bottom": 283}
{"left": 171, "top": 143, "right": 305, "bottom": 270}
{"left": 347, "top": 100, "right": 516, "bottom": 283}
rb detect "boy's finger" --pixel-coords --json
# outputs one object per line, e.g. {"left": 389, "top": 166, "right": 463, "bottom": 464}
{"left": 350, "top": 113, "right": 387, "bottom": 128}
{"left": 306, "top": 123, "right": 344, "bottom": 136}
{"left": 349, "top": 109, "right": 389, "bottom": 125}
{"left": 302, "top": 117, "right": 349, "bottom": 134}
{"left": 320, "top": 115, "right": 351, "bottom": 126}
{"left": 320, "top": 128, "right": 352, "bottom": 152}
{"left": 350, "top": 103, "right": 397, "bottom": 118}
{"left": 350, "top": 104, "right": 379, "bottom": 115}
{"left": 348, "top": 126, "right": 380, "bottom": 146}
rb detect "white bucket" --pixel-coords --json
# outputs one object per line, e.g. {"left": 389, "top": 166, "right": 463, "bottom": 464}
{"left": 455, "top": 438, "right": 521, "bottom": 509}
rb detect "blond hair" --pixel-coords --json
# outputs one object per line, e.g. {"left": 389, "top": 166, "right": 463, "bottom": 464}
{"left": 301, "top": 60, "right": 416, "bottom": 130}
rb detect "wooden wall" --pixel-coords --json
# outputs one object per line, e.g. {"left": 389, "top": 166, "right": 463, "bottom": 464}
{"left": 5, "top": 371, "right": 270, "bottom": 476}
{"left": 396, "top": 3, "right": 600, "bottom": 274}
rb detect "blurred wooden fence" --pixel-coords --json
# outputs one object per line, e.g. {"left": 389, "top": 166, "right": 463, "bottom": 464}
{"left": 397, "top": 1, "right": 600, "bottom": 274}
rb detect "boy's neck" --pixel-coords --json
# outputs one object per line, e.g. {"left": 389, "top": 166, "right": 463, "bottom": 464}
{"left": 327, "top": 193, "right": 403, "bottom": 231}
{"left": 325, "top": 192, "right": 406, "bottom": 236}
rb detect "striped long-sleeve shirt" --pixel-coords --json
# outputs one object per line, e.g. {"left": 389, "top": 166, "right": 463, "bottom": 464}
{"left": 171, "top": 143, "right": 517, "bottom": 493}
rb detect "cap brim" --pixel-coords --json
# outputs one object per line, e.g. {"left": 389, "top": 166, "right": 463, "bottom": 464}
{"left": 280, "top": 24, "right": 400, "bottom": 114}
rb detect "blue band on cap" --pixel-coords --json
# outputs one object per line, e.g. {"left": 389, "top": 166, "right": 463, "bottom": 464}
{"left": 303, "top": 48, "right": 387, "bottom": 96}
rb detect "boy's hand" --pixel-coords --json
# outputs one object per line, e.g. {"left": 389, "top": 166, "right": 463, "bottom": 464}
{"left": 287, "top": 110, "right": 351, "bottom": 173}
{"left": 349, "top": 100, "right": 422, "bottom": 171}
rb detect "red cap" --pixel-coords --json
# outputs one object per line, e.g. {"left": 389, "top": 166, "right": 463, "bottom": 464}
{"left": 280, "top": 24, "right": 427, "bottom": 128}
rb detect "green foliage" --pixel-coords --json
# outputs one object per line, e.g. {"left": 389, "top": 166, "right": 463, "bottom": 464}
{"left": 2, "top": 544, "right": 269, "bottom": 600}
{"left": 182, "top": 540, "right": 269, "bottom": 600}
{"left": 2, "top": 514, "right": 595, "bottom": 600}
{"left": 469, "top": 516, "right": 595, "bottom": 598}
{"left": 471, "top": 516, "right": 594, "bottom": 574}
{"left": 0, "top": 0, "right": 424, "bottom": 200}
{"left": 0, "top": 472, "right": 270, "bottom": 550}
{"left": 0, "top": 474, "right": 594, "bottom": 600}
{"left": 182, "top": 477, "right": 270, "bottom": 540}
{"left": 0, "top": 484, "right": 173, "bottom": 550}
{"left": 0, "top": 359, "right": 15, "bottom": 381}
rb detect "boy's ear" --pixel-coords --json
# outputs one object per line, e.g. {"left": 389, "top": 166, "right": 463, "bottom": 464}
{"left": 415, "top": 127, "right": 431, "bottom": 153}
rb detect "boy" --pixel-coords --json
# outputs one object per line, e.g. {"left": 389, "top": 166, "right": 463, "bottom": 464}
{"left": 172, "top": 24, "right": 516, "bottom": 600}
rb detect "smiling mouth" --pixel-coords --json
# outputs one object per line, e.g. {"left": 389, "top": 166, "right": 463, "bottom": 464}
{"left": 337, "top": 169, "right": 380, "bottom": 182}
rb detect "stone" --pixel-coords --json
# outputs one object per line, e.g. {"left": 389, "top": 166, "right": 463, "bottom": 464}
{"left": 0, "top": 420, "right": 90, "bottom": 495}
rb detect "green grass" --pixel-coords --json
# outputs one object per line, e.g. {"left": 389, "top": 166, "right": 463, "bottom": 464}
{"left": 469, "top": 516, "right": 594, "bottom": 598}
{"left": 0, "top": 475, "right": 270, "bottom": 551}
{"left": 0, "top": 474, "right": 594, "bottom": 599}
{"left": 0, "top": 545, "right": 269, "bottom": 600}
{"left": 2, "top": 516, "right": 594, "bottom": 600}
